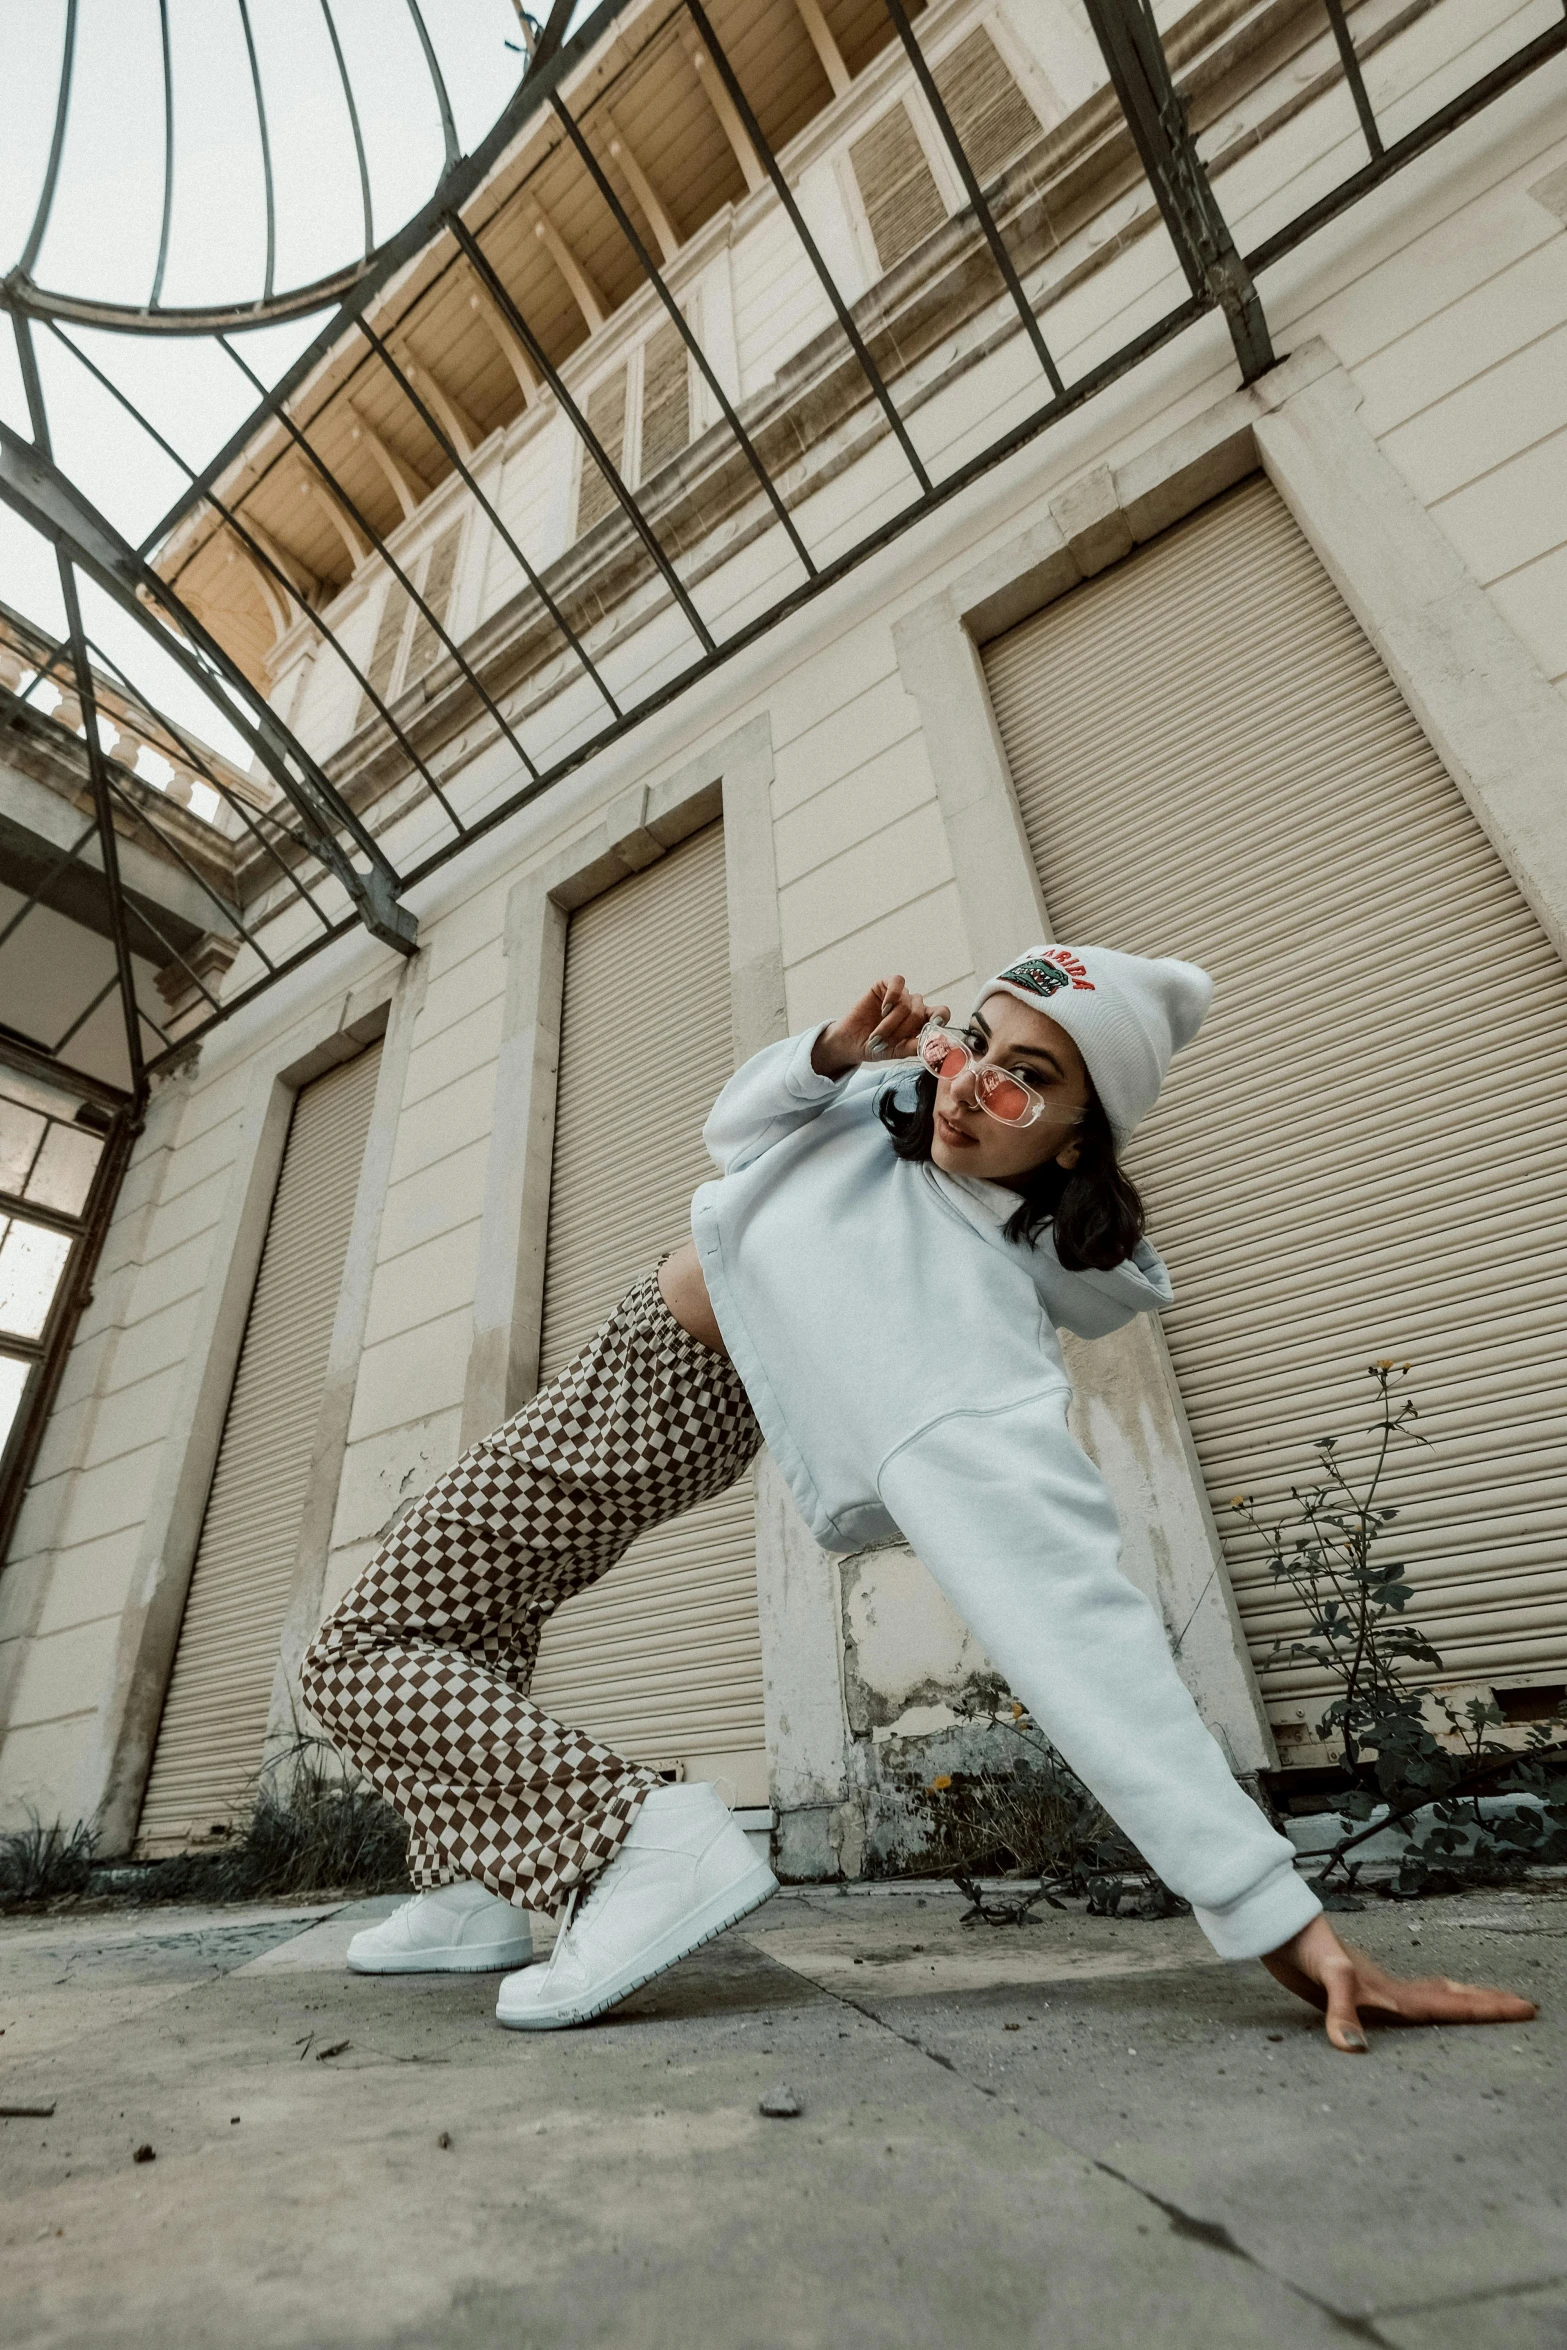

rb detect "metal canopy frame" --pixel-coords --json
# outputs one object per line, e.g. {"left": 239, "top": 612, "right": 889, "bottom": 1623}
{"left": 0, "top": 0, "right": 1561, "bottom": 1096}
{"left": 1, "top": 0, "right": 1563, "bottom": 1542}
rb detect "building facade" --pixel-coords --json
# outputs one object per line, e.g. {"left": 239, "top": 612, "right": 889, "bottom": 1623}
{"left": 3, "top": 0, "right": 1567, "bottom": 1875}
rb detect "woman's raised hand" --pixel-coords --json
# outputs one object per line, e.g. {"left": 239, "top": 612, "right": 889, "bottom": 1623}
{"left": 812, "top": 975, "right": 950, "bottom": 1078}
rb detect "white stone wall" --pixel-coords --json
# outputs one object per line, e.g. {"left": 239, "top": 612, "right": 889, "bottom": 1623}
{"left": 4, "top": 0, "right": 1566, "bottom": 1850}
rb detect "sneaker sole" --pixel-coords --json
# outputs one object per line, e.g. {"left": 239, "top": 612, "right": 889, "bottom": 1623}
{"left": 348, "top": 1942, "right": 533, "bottom": 1976}
{"left": 495, "top": 1858, "right": 778, "bottom": 2029}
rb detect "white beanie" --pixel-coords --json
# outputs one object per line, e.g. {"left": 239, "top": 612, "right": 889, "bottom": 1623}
{"left": 976, "top": 944, "right": 1212, "bottom": 1144}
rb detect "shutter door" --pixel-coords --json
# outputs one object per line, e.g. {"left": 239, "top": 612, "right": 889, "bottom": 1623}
{"left": 529, "top": 823, "right": 768, "bottom": 1804}
{"left": 983, "top": 477, "right": 1567, "bottom": 1728}
{"left": 356, "top": 585, "right": 407, "bottom": 729}
{"left": 639, "top": 318, "right": 692, "bottom": 482}
{"left": 137, "top": 1043, "right": 381, "bottom": 1851}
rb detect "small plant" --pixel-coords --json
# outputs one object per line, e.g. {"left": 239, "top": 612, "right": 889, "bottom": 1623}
{"left": 0, "top": 1810, "right": 95, "bottom": 1904}
{"left": 1233, "top": 1362, "right": 1567, "bottom": 1899}
{"left": 147, "top": 1737, "right": 412, "bottom": 1904}
{"left": 913, "top": 1677, "right": 1185, "bottom": 1924}
{"left": 0, "top": 1741, "right": 410, "bottom": 1912}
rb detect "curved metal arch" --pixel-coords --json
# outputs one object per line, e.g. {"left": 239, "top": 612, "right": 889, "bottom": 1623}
{"left": 1, "top": 0, "right": 603, "bottom": 338}
{"left": 0, "top": 420, "right": 417, "bottom": 955}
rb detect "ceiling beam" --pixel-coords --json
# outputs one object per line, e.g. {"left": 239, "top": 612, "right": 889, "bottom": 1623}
{"left": 232, "top": 511, "right": 323, "bottom": 608}
{"left": 347, "top": 405, "right": 432, "bottom": 520}
{"left": 461, "top": 265, "right": 541, "bottom": 405}
{"left": 297, "top": 472, "right": 372, "bottom": 570}
{"left": 530, "top": 201, "right": 607, "bottom": 332}
{"left": 394, "top": 345, "right": 481, "bottom": 458}
{"left": 222, "top": 534, "right": 291, "bottom": 635}
{"left": 681, "top": 28, "right": 765, "bottom": 195}
{"left": 604, "top": 111, "right": 682, "bottom": 263}
{"left": 791, "top": 0, "right": 850, "bottom": 99}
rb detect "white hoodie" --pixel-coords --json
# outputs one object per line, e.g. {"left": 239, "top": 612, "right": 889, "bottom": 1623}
{"left": 692, "top": 1025, "right": 1321, "bottom": 1963}
{"left": 692, "top": 1025, "right": 1170, "bottom": 1550}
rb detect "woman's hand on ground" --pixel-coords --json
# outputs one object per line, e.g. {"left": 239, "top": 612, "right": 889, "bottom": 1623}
{"left": 1261, "top": 1911, "right": 1537, "bottom": 2052}
{"left": 812, "top": 976, "right": 949, "bottom": 1077}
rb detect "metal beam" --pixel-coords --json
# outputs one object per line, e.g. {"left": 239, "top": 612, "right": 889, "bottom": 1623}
{"left": 681, "top": 0, "right": 933, "bottom": 494}
{"left": 448, "top": 212, "right": 720, "bottom": 655}
{"left": 3, "top": 0, "right": 634, "bottom": 345}
{"left": 0, "top": 422, "right": 417, "bottom": 954}
{"left": 43, "top": 314, "right": 461, "bottom": 840}
{"left": 881, "top": 0, "right": 1064, "bottom": 397}
{"left": 358, "top": 315, "right": 621, "bottom": 721}
{"left": 1079, "top": 0, "right": 1274, "bottom": 385}
{"left": 548, "top": 92, "right": 817, "bottom": 582}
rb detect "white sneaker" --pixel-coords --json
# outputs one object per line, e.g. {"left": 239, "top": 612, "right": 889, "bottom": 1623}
{"left": 495, "top": 1784, "right": 776, "bottom": 2029}
{"left": 347, "top": 1881, "right": 533, "bottom": 1975}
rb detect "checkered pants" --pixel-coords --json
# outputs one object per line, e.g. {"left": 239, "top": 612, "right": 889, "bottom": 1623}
{"left": 300, "top": 1272, "right": 762, "bottom": 1914}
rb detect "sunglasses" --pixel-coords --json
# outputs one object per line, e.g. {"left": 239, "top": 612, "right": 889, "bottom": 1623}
{"left": 916, "top": 1020, "right": 1080, "bottom": 1131}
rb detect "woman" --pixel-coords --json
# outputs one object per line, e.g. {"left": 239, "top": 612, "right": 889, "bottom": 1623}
{"left": 302, "top": 943, "right": 1532, "bottom": 2052}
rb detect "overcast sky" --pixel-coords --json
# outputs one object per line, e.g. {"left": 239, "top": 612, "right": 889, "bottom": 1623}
{"left": 0, "top": 0, "right": 583, "bottom": 766}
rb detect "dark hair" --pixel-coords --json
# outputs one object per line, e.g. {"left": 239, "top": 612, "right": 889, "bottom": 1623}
{"left": 876, "top": 1069, "right": 1145, "bottom": 1272}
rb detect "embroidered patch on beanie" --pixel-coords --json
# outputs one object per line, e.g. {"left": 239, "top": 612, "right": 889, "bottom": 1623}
{"left": 996, "top": 947, "right": 1095, "bottom": 999}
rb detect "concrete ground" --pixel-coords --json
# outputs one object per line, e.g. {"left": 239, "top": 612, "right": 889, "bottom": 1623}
{"left": 1, "top": 1877, "right": 1563, "bottom": 2350}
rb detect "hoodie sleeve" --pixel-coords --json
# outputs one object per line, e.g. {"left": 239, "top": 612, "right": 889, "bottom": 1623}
{"left": 1032, "top": 1233, "right": 1175, "bottom": 1340}
{"left": 703, "top": 1025, "right": 864, "bottom": 1174}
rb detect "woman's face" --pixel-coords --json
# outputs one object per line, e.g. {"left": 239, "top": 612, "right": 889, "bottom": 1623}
{"left": 928, "top": 993, "right": 1091, "bottom": 1186}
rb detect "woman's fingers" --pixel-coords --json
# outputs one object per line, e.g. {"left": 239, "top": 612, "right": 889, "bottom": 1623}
{"left": 856, "top": 978, "right": 953, "bottom": 1060}
{"left": 1319, "top": 1951, "right": 1368, "bottom": 2053}
{"left": 1359, "top": 1969, "right": 1537, "bottom": 2027}
{"left": 1263, "top": 1915, "right": 1537, "bottom": 2052}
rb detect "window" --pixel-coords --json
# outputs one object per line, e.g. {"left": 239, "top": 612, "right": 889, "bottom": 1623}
{"left": 639, "top": 318, "right": 692, "bottom": 483}
{"left": 850, "top": 103, "right": 945, "bottom": 273}
{"left": 0, "top": 1075, "right": 108, "bottom": 1489}
{"left": 574, "top": 319, "right": 694, "bottom": 541}
{"left": 847, "top": 22, "right": 1044, "bottom": 279}
{"left": 575, "top": 368, "right": 630, "bottom": 537}
{"left": 931, "top": 25, "right": 1042, "bottom": 186}
{"left": 354, "top": 522, "right": 464, "bottom": 730}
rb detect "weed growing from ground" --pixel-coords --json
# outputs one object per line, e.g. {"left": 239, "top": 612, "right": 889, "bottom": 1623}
{"left": 1233, "top": 1362, "right": 1567, "bottom": 1902}
{"left": 0, "top": 1812, "right": 96, "bottom": 1903}
{"left": 0, "top": 1740, "right": 410, "bottom": 1911}
{"left": 907, "top": 1677, "right": 1185, "bottom": 1924}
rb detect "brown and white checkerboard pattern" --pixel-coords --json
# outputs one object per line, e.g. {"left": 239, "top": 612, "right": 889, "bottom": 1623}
{"left": 301, "top": 1271, "right": 761, "bottom": 1914}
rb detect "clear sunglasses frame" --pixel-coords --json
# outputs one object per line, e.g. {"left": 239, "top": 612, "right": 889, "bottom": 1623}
{"left": 913, "top": 1019, "right": 1078, "bottom": 1131}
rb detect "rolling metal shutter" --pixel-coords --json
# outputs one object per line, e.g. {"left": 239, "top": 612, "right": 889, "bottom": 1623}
{"left": 137, "top": 1043, "right": 381, "bottom": 1851}
{"left": 529, "top": 822, "right": 768, "bottom": 1805}
{"left": 983, "top": 476, "right": 1567, "bottom": 1729}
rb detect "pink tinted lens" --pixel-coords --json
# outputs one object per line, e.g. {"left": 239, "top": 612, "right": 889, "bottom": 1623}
{"left": 977, "top": 1069, "right": 1033, "bottom": 1124}
{"left": 922, "top": 1030, "right": 969, "bottom": 1078}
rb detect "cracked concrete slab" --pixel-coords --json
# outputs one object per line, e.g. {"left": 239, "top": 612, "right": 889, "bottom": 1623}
{"left": 0, "top": 1877, "right": 1559, "bottom": 2348}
